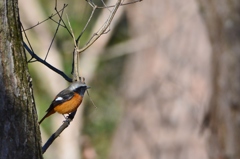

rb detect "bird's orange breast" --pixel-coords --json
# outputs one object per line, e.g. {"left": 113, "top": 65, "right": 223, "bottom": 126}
{"left": 54, "top": 93, "right": 82, "bottom": 114}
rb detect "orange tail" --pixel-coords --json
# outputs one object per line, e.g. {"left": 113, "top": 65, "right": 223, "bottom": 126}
{"left": 38, "top": 110, "right": 55, "bottom": 124}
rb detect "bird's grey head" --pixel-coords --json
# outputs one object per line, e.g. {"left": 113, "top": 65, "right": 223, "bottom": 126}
{"left": 68, "top": 81, "right": 90, "bottom": 96}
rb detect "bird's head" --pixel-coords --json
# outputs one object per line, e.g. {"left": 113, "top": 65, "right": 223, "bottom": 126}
{"left": 68, "top": 81, "right": 90, "bottom": 96}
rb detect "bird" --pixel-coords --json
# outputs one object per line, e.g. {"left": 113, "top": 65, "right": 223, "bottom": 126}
{"left": 38, "top": 81, "right": 89, "bottom": 124}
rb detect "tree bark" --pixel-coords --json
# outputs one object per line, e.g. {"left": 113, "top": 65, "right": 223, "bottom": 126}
{"left": 198, "top": 0, "right": 240, "bottom": 159}
{"left": 0, "top": 0, "right": 42, "bottom": 159}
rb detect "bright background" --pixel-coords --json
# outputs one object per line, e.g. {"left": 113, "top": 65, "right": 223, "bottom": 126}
{"left": 19, "top": 0, "right": 238, "bottom": 159}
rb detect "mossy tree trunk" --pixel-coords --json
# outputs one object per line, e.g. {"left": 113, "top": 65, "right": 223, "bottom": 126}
{"left": 0, "top": 0, "right": 42, "bottom": 159}
{"left": 199, "top": 0, "right": 240, "bottom": 158}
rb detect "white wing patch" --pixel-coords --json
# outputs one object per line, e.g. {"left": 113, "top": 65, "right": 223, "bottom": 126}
{"left": 55, "top": 97, "right": 63, "bottom": 101}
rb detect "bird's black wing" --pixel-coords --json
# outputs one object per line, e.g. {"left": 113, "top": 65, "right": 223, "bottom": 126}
{"left": 46, "top": 89, "right": 74, "bottom": 112}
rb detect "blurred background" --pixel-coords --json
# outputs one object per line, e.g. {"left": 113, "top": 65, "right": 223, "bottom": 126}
{"left": 19, "top": 0, "right": 240, "bottom": 159}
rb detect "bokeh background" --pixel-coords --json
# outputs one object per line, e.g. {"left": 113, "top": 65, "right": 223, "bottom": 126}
{"left": 19, "top": 0, "right": 240, "bottom": 159}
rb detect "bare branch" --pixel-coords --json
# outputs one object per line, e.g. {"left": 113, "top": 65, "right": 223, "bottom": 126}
{"left": 96, "top": 0, "right": 142, "bottom": 9}
{"left": 66, "top": 14, "right": 77, "bottom": 47}
{"left": 54, "top": 3, "right": 73, "bottom": 38}
{"left": 77, "top": 0, "right": 123, "bottom": 54}
{"left": 42, "top": 111, "right": 77, "bottom": 154}
{"left": 23, "top": 42, "right": 72, "bottom": 82}
{"left": 44, "top": 5, "right": 65, "bottom": 60}
{"left": 22, "top": 4, "right": 68, "bottom": 31}
{"left": 66, "top": 15, "right": 80, "bottom": 81}
{"left": 21, "top": 22, "right": 72, "bottom": 82}
{"left": 76, "top": 5, "right": 97, "bottom": 45}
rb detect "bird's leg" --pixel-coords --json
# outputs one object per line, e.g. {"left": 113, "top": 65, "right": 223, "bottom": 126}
{"left": 66, "top": 113, "right": 71, "bottom": 119}
{"left": 62, "top": 113, "right": 72, "bottom": 123}
{"left": 62, "top": 114, "right": 67, "bottom": 119}
{"left": 62, "top": 114, "right": 72, "bottom": 123}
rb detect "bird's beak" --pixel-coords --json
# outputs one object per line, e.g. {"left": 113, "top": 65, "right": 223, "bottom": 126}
{"left": 87, "top": 86, "right": 91, "bottom": 89}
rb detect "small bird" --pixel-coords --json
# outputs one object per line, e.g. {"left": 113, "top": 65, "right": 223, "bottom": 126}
{"left": 38, "top": 81, "right": 89, "bottom": 124}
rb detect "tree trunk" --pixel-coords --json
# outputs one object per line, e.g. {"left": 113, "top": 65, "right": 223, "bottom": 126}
{"left": 198, "top": 0, "right": 240, "bottom": 159}
{"left": 0, "top": 0, "right": 42, "bottom": 159}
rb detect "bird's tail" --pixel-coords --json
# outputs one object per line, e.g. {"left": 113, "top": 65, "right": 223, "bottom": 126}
{"left": 38, "top": 110, "right": 54, "bottom": 124}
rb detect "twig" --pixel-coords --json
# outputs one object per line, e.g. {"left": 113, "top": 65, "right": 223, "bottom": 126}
{"left": 44, "top": 4, "right": 66, "bottom": 60}
{"left": 87, "top": 90, "right": 97, "bottom": 109}
{"left": 42, "top": 111, "right": 77, "bottom": 154}
{"left": 23, "top": 4, "right": 68, "bottom": 31}
{"left": 66, "top": 15, "right": 80, "bottom": 81}
{"left": 66, "top": 14, "right": 77, "bottom": 47}
{"left": 54, "top": 3, "right": 73, "bottom": 38}
{"left": 21, "top": 20, "right": 72, "bottom": 82}
{"left": 49, "top": 18, "right": 65, "bottom": 27}
{"left": 76, "top": 5, "right": 97, "bottom": 45}
{"left": 77, "top": 0, "right": 123, "bottom": 54}
{"left": 100, "top": 0, "right": 111, "bottom": 12}
{"left": 96, "top": 0, "right": 142, "bottom": 9}
{"left": 23, "top": 42, "right": 72, "bottom": 82}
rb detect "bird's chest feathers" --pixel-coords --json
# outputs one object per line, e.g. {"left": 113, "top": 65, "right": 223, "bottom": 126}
{"left": 54, "top": 94, "right": 82, "bottom": 114}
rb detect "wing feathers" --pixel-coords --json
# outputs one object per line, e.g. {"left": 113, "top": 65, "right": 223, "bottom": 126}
{"left": 46, "top": 90, "right": 74, "bottom": 112}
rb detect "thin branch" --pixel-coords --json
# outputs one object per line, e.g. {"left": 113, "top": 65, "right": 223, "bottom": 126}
{"left": 96, "top": 0, "right": 142, "bottom": 9}
{"left": 48, "top": 17, "right": 65, "bottom": 28}
{"left": 23, "top": 4, "right": 68, "bottom": 31}
{"left": 42, "top": 111, "right": 77, "bottom": 154}
{"left": 77, "top": 0, "right": 123, "bottom": 54}
{"left": 66, "top": 14, "right": 77, "bottom": 47}
{"left": 86, "top": 0, "right": 95, "bottom": 8}
{"left": 66, "top": 14, "right": 79, "bottom": 81}
{"left": 44, "top": 5, "right": 66, "bottom": 60}
{"left": 76, "top": 5, "right": 97, "bottom": 45}
{"left": 21, "top": 4, "right": 73, "bottom": 82}
{"left": 87, "top": 90, "right": 97, "bottom": 109}
{"left": 23, "top": 42, "right": 72, "bottom": 82}
{"left": 54, "top": 3, "right": 73, "bottom": 38}
{"left": 100, "top": 0, "right": 111, "bottom": 12}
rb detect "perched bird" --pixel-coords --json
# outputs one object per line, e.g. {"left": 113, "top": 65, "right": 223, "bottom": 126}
{"left": 38, "top": 81, "right": 89, "bottom": 124}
